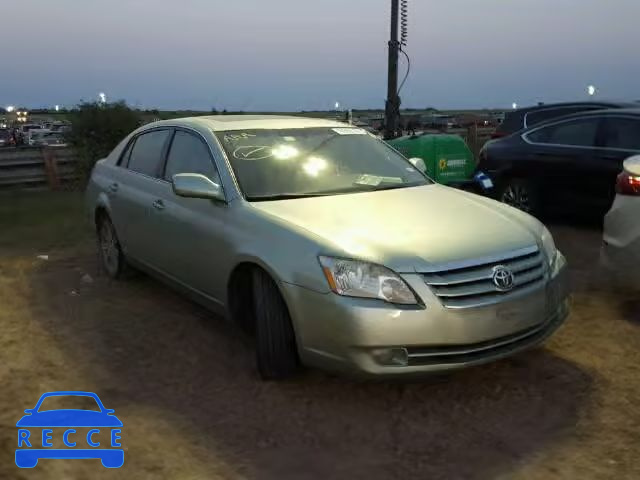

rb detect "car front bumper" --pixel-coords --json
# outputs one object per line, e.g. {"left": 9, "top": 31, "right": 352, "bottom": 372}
{"left": 282, "top": 252, "right": 570, "bottom": 378}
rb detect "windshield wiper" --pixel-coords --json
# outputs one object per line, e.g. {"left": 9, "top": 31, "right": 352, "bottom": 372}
{"left": 370, "top": 183, "right": 420, "bottom": 192}
{"left": 246, "top": 183, "right": 425, "bottom": 201}
{"left": 246, "top": 192, "right": 335, "bottom": 201}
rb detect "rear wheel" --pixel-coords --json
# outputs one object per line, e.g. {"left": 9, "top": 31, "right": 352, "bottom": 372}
{"left": 252, "top": 269, "right": 300, "bottom": 380}
{"left": 498, "top": 178, "right": 540, "bottom": 215}
{"left": 97, "top": 215, "right": 126, "bottom": 279}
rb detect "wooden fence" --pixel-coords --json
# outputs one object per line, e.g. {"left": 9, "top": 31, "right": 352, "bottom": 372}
{"left": 0, "top": 147, "right": 79, "bottom": 190}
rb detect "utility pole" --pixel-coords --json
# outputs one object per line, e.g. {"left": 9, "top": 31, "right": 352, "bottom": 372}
{"left": 384, "top": 0, "right": 400, "bottom": 140}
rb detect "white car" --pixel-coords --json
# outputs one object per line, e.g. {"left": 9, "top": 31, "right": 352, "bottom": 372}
{"left": 28, "top": 129, "right": 50, "bottom": 146}
{"left": 602, "top": 155, "right": 640, "bottom": 288}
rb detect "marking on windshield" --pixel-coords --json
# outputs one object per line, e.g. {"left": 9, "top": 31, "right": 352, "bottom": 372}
{"left": 224, "top": 133, "right": 257, "bottom": 142}
{"left": 232, "top": 146, "right": 273, "bottom": 160}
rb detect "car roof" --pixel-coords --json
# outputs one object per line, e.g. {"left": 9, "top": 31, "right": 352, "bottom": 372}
{"left": 544, "top": 107, "right": 640, "bottom": 122}
{"left": 147, "top": 115, "right": 349, "bottom": 132}
{"left": 513, "top": 101, "right": 637, "bottom": 115}
{"left": 574, "top": 107, "right": 640, "bottom": 116}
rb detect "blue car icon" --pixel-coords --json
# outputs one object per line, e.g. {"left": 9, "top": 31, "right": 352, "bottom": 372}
{"left": 16, "top": 391, "right": 123, "bottom": 468}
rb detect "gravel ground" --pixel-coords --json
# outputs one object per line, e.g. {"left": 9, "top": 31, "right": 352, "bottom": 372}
{"left": 0, "top": 193, "right": 639, "bottom": 479}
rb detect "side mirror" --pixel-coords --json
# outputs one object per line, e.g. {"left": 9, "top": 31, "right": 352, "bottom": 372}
{"left": 105, "top": 409, "right": 115, "bottom": 415}
{"left": 24, "top": 409, "right": 33, "bottom": 414}
{"left": 623, "top": 155, "right": 640, "bottom": 177}
{"left": 408, "top": 157, "right": 426, "bottom": 173}
{"left": 172, "top": 173, "right": 225, "bottom": 202}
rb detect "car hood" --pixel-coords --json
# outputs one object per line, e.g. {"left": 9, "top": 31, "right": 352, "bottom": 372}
{"left": 16, "top": 410, "right": 123, "bottom": 427}
{"left": 252, "top": 184, "right": 542, "bottom": 272}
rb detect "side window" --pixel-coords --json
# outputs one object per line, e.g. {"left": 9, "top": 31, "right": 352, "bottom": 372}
{"left": 603, "top": 118, "right": 640, "bottom": 151}
{"left": 127, "top": 130, "right": 171, "bottom": 177}
{"left": 163, "top": 131, "right": 221, "bottom": 183}
{"left": 117, "top": 138, "right": 136, "bottom": 166}
{"left": 527, "top": 118, "right": 599, "bottom": 147}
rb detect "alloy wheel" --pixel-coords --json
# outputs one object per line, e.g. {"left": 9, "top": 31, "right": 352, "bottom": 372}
{"left": 99, "top": 220, "right": 119, "bottom": 275}
{"left": 501, "top": 183, "right": 531, "bottom": 212}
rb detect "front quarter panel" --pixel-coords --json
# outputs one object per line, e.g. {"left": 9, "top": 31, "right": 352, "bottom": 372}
{"left": 222, "top": 202, "right": 338, "bottom": 300}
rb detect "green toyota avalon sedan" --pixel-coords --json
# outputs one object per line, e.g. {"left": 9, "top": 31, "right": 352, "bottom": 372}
{"left": 86, "top": 115, "right": 570, "bottom": 379}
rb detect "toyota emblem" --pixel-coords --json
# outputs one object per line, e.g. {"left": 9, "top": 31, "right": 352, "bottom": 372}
{"left": 492, "top": 265, "right": 515, "bottom": 291}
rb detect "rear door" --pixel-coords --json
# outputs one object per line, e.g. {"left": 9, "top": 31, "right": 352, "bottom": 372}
{"left": 524, "top": 116, "right": 602, "bottom": 206}
{"left": 110, "top": 128, "right": 172, "bottom": 265}
{"left": 596, "top": 115, "right": 640, "bottom": 205}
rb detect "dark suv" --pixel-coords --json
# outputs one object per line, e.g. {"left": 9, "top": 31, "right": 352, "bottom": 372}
{"left": 493, "top": 101, "right": 635, "bottom": 139}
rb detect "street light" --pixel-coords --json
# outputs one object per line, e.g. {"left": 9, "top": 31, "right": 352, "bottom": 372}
{"left": 98, "top": 92, "right": 107, "bottom": 104}
{"left": 54, "top": 105, "right": 60, "bottom": 112}
{"left": 512, "top": 102, "right": 518, "bottom": 110}
{"left": 6, "top": 105, "right": 15, "bottom": 113}
{"left": 587, "top": 85, "right": 597, "bottom": 97}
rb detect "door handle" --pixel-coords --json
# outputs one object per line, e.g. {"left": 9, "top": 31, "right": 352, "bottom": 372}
{"left": 152, "top": 199, "right": 165, "bottom": 211}
{"left": 108, "top": 182, "right": 119, "bottom": 193}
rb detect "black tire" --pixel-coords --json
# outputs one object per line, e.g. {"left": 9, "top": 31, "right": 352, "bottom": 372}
{"left": 97, "top": 214, "right": 127, "bottom": 279}
{"left": 252, "top": 269, "right": 300, "bottom": 380}
{"left": 497, "top": 177, "right": 541, "bottom": 216}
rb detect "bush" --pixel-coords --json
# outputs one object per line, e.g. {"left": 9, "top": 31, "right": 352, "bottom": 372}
{"left": 66, "top": 101, "right": 140, "bottom": 181}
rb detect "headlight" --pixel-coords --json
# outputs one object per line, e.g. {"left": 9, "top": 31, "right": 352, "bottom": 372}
{"left": 318, "top": 256, "right": 418, "bottom": 305}
{"left": 540, "top": 226, "right": 557, "bottom": 266}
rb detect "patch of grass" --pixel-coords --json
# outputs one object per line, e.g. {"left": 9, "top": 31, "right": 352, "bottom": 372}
{"left": 0, "top": 190, "right": 91, "bottom": 253}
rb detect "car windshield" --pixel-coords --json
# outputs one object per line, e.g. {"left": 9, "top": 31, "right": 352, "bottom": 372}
{"left": 37, "top": 395, "right": 101, "bottom": 412}
{"left": 215, "top": 127, "right": 430, "bottom": 200}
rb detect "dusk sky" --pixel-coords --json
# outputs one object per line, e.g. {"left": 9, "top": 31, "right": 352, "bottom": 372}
{"left": 4, "top": 0, "right": 639, "bottom": 111}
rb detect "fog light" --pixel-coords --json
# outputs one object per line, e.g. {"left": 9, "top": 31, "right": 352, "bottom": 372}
{"left": 371, "top": 347, "right": 408, "bottom": 366}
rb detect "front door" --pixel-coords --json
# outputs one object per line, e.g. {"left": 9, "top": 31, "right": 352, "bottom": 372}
{"left": 151, "top": 129, "right": 232, "bottom": 305}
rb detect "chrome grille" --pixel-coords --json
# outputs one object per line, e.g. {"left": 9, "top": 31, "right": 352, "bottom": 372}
{"left": 422, "top": 246, "right": 546, "bottom": 309}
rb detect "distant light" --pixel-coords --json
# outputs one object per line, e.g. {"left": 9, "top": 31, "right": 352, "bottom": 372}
{"left": 512, "top": 102, "right": 518, "bottom": 110}
{"left": 6, "top": 105, "right": 15, "bottom": 113}
{"left": 587, "top": 85, "right": 596, "bottom": 97}
{"left": 334, "top": 101, "right": 340, "bottom": 110}
{"left": 98, "top": 92, "right": 107, "bottom": 104}
{"left": 54, "top": 105, "right": 60, "bottom": 112}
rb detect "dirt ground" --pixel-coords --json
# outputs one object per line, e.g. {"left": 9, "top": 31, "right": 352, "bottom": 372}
{"left": 1, "top": 192, "right": 639, "bottom": 480}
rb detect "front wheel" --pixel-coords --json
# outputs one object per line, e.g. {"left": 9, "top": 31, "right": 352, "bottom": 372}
{"left": 497, "top": 178, "right": 541, "bottom": 215}
{"left": 252, "top": 269, "right": 300, "bottom": 380}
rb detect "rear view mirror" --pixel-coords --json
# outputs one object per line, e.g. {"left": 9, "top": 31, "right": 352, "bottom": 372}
{"left": 172, "top": 173, "right": 225, "bottom": 202}
{"left": 408, "top": 157, "right": 426, "bottom": 173}
{"left": 623, "top": 155, "right": 640, "bottom": 177}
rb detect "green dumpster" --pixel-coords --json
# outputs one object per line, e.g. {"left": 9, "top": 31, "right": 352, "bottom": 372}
{"left": 388, "top": 134, "right": 476, "bottom": 186}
